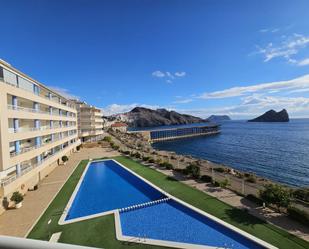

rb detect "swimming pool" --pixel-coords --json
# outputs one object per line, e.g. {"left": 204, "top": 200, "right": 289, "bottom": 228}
{"left": 119, "top": 199, "right": 265, "bottom": 249}
{"left": 60, "top": 159, "right": 276, "bottom": 249}
{"left": 63, "top": 160, "right": 165, "bottom": 221}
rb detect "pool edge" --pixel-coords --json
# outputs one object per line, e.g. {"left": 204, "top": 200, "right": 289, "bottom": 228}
{"left": 59, "top": 158, "right": 278, "bottom": 249}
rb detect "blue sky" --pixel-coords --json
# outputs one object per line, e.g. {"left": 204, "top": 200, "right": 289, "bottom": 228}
{"left": 1, "top": 0, "right": 309, "bottom": 119}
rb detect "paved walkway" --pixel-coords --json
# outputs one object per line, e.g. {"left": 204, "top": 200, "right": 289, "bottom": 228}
{"left": 0, "top": 147, "right": 119, "bottom": 238}
{"left": 152, "top": 166, "right": 309, "bottom": 242}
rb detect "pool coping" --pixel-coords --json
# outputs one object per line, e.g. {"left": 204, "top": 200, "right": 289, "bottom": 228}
{"left": 58, "top": 159, "right": 278, "bottom": 249}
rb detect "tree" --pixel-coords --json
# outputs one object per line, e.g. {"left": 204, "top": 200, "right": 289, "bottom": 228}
{"left": 103, "top": 136, "right": 112, "bottom": 142}
{"left": 11, "top": 191, "right": 23, "bottom": 204}
{"left": 259, "top": 184, "right": 291, "bottom": 212}
{"left": 185, "top": 164, "right": 200, "bottom": 179}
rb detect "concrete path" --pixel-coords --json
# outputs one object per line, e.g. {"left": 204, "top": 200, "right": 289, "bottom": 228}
{"left": 0, "top": 147, "right": 119, "bottom": 238}
{"left": 152, "top": 166, "right": 309, "bottom": 242}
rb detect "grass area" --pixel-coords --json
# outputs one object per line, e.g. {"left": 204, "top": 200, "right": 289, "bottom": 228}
{"left": 28, "top": 156, "right": 309, "bottom": 249}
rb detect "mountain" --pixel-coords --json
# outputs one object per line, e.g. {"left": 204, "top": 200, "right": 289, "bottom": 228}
{"left": 248, "top": 109, "right": 289, "bottom": 122}
{"left": 111, "top": 107, "right": 207, "bottom": 127}
{"left": 207, "top": 115, "right": 231, "bottom": 123}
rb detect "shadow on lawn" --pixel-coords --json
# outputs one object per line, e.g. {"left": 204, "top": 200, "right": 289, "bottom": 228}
{"left": 224, "top": 208, "right": 266, "bottom": 227}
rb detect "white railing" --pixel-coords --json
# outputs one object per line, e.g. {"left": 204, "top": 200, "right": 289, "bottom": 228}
{"left": 7, "top": 104, "right": 76, "bottom": 118}
{"left": 8, "top": 125, "right": 76, "bottom": 134}
{"left": 1, "top": 140, "right": 80, "bottom": 187}
{"left": 10, "top": 134, "right": 77, "bottom": 157}
{"left": 1, "top": 78, "right": 76, "bottom": 111}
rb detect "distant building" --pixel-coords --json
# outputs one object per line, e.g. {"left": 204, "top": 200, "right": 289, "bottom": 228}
{"left": 111, "top": 122, "right": 128, "bottom": 133}
{"left": 0, "top": 59, "right": 80, "bottom": 213}
{"left": 74, "top": 101, "right": 104, "bottom": 143}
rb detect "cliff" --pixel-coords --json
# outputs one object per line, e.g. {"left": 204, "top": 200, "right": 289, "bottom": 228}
{"left": 112, "top": 107, "right": 207, "bottom": 127}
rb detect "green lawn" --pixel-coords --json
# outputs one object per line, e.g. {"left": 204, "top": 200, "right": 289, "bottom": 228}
{"left": 28, "top": 156, "right": 309, "bottom": 249}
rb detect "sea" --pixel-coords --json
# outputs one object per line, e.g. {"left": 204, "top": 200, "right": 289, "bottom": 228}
{"left": 132, "top": 119, "right": 309, "bottom": 187}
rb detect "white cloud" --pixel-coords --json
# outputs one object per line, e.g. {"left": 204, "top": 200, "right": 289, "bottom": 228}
{"left": 152, "top": 70, "right": 165, "bottom": 78}
{"left": 297, "top": 58, "right": 309, "bottom": 66}
{"left": 173, "top": 98, "right": 193, "bottom": 104}
{"left": 165, "top": 71, "right": 175, "bottom": 79}
{"left": 256, "top": 33, "right": 309, "bottom": 64}
{"left": 199, "top": 74, "right": 309, "bottom": 99}
{"left": 178, "top": 95, "right": 309, "bottom": 119}
{"left": 48, "top": 86, "right": 80, "bottom": 100}
{"left": 152, "top": 70, "right": 186, "bottom": 83}
{"left": 175, "top": 71, "right": 186, "bottom": 77}
{"left": 259, "top": 28, "right": 280, "bottom": 33}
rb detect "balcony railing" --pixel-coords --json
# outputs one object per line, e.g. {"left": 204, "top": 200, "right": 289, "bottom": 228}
{"left": 1, "top": 78, "right": 76, "bottom": 111}
{"left": 1, "top": 140, "right": 80, "bottom": 187}
{"left": 8, "top": 125, "right": 76, "bottom": 133}
{"left": 7, "top": 104, "right": 76, "bottom": 118}
{"left": 10, "top": 134, "right": 77, "bottom": 157}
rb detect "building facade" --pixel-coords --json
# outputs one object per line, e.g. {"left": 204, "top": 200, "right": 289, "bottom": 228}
{"left": 0, "top": 60, "right": 80, "bottom": 213}
{"left": 74, "top": 101, "right": 104, "bottom": 143}
{"left": 111, "top": 122, "right": 128, "bottom": 133}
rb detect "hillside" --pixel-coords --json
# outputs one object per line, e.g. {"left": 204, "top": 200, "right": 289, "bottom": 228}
{"left": 111, "top": 107, "right": 207, "bottom": 127}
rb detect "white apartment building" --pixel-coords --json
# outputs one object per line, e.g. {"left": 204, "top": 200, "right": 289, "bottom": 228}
{"left": 0, "top": 60, "right": 80, "bottom": 213}
{"left": 74, "top": 101, "right": 104, "bottom": 143}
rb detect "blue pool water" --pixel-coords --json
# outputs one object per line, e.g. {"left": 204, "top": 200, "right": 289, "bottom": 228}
{"left": 65, "top": 160, "right": 165, "bottom": 220}
{"left": 120, "top": 200, "right": 265, "bottom": 249}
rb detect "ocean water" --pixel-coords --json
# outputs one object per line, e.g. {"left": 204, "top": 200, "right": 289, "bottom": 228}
{"left": 152, "top": 119, "right": 309, "bottom": 187}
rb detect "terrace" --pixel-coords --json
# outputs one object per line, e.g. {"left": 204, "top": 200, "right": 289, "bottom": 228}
{"left": 21, "top": 155, "right": 308, "bottom": 249}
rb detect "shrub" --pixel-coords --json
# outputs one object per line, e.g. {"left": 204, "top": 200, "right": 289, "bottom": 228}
{"left": 287, "top": 206, "right": 309, "bottom": 225}
{"left": 293, "top": 188, "right": 309, "bottom": 202}
{"left": 213, "top": 181, "right": 220, "bottom": 187}
{"left": 246, "top": 175, "right": 257, "bottom": 183}
{"left": 123, "top": 150, "right": 130, "bottom": 155}
{"left": 103, "top": 136, "right": 112, "bottom": 142}
{"left": 259, "top": 184, "right": 291, "bottom": 211}
{"left": 62, "top": 155, "right": 69, "bottom": 162}
{"left": 148, "top": 158, "right": 155, "bottom": 163}
{"left": 10, "top": 191, "right": 23, "bottom": 204}
{"left": 219, "top": 179, "right": 230, "bottom": 188}
{"left": 200, "top": 175, "right": 212, "bottom": 183}
{"left": 76, "top": 145, "right": 81, "bottom": 151}
{"left": 134, "top": 152, "right": 141, "bottom": 159}
{"left": 112, "top": 145, "right": 120, "bottom": 150}
{"left": 186, "top": 164, "right": 201, "bottom": 179}
{"left": 155, "top": 158, "right": 162, "bottom": 164}
{"left": 245, "top": 194, "right": 263, "bottom": 206}
{"left": 142, "top": 156, "right": 150, "bottom": 161}
{"left": 214, "top": 167, "right": 225, "bottom": 173}
{"left": 160, "top": 162, "right": 174, "bottom": 170}
{"left": 244, "top": 172, "right": 251, "bottom": 178}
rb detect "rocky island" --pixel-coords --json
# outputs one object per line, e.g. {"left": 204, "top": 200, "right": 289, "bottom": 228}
{"left": 248, "top": 109, "right": 289, "bottom": 122}
{"left": 207, "top": 115, "right": 231, "bottom": 123}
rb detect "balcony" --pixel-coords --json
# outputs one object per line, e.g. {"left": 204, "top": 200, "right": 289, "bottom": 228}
{"left": 10, "top": 133, "right": 77, "bottom": 158}
{"left": 8, "top": 125, "right": 75, "bottom": 134}
{"left": 7, "top": 104, "right": 76, "bottom": 119}
{"left": 1, "top": 77, "right": 76, "bottom": 112}
{"left": 0, "top": 140, "right": 81, "bottom": 187}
